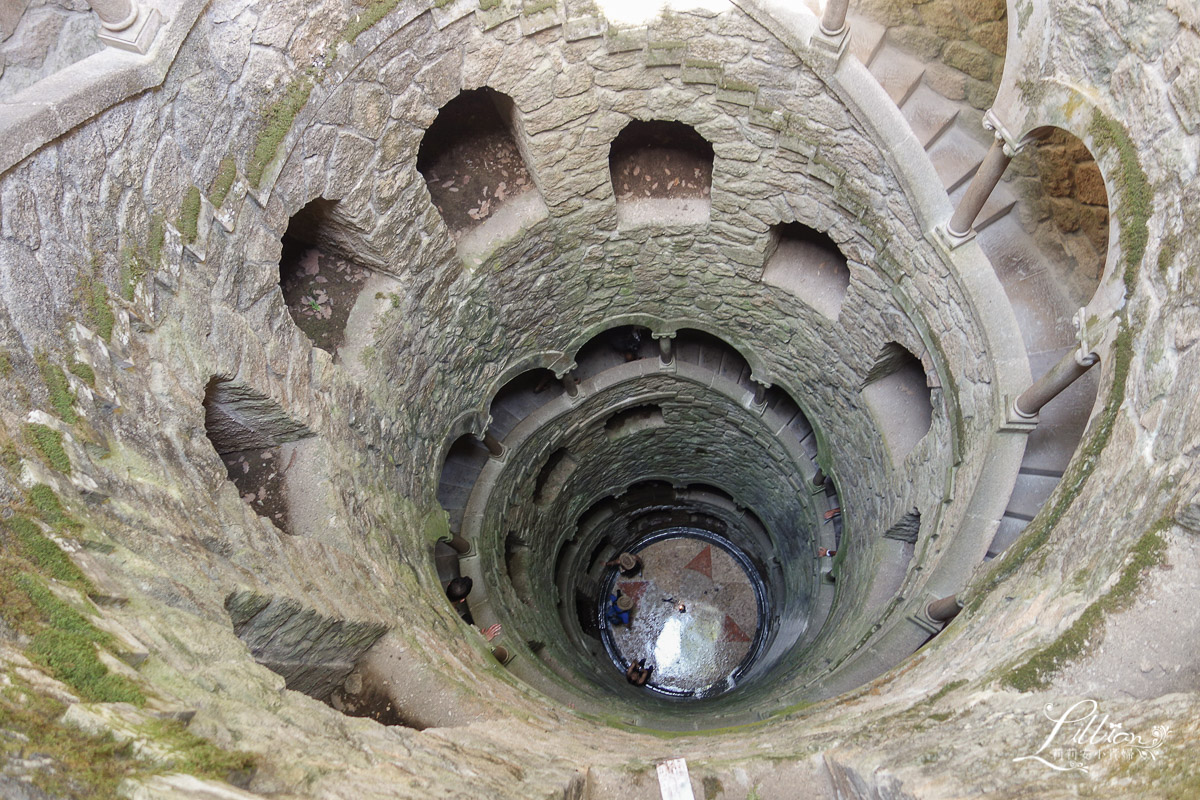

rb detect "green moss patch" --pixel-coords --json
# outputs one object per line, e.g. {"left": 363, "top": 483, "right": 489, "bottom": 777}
{"left": 69, "top": 360, "right": 96, "bottom": 387}
{"left": 247, "top": 79, "right": 313, "bottom": 188}
{"left": 0, "top": 675, "right": 143, "bottom": 799}
{"left": 0, "top": 571, "right": 142, "bottom": 705}
{"left": 26, "top": 422, "right": 71, "bottom": 473}
{"left": 5, "top": 514, "right": 87, "bottom": 586}
{"left": 1088, "top": 111, "right": 1151, "bottom": 292}
{"left": 36, "top": 352, "right": 78, "bottom": 424}
{"left": 209, "top": 157, "right": 237, "bottom": 208}
{"left": 178, "top": 185, "right": 202, "bottom": 245}
{"left": 28, "top": 484, "right": 83, "bottom": 533}
{"left": 140, "top": 718, "right": 257, "bottom": 781}
{"left": 78, "top": 270, "right": 116, "bottom": 342}
{"left": 342, "top": 0, "right": 402, "bottom": 42}
{"left": 1001, "top": 521, "right": 1169, "bottom": 691}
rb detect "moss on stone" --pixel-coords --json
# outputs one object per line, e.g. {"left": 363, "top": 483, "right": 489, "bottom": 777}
{"left": 968, "top": 322, "right": 1135, "bottom": 611}
{"left": 26, "top": 423, "right": 71, "bottom": 473}
{"left": 147, "top": 214, "right": 165, "bottom": 267}
{"left": 5, "top": 514, "right": 87, "bottom": 587}
{"left": 178, "top": 185, "right": 202, "bottom": 245}
{"left": 1, "top": 438, "right": 20, "bottom": 474}
{"left": 1087, "top": 111, "right": 1151, "bottom": 292}
{"left": 36, "top": 352, "right": 78, "bottom": 424}
{"left": 0, "top": 349, "right": 11, "bottom": 377}
{"left": 69, "top": 360, "right": 96, "bottom": 387}
{"left": 1001, "top": 520, "right": 1169, "bottom": 691}
{"left": 28, "top": 484, "right": 82, "bottom": 533}
{"left": 78, "top": 270, "right": 116, "bottom": 342}
{"left": 247, "top": 80, "right": 313, "bottom": 188}
{"left": 342, "top": 0, "right": 403, "bottom": 40}
{"left": 7, "top": 573, "right": 145, "bottom": 704}
{"left": 524, "top": 0, "right": 555, "bottom": 15}
{"left": 922, "top": 678, "right": 966, "bottom": 705}
{"left": 209, "top": 157, "right": 237, "bottom": 208}
{"left": 0, "top": 672, "right": 144, "bottom": 799}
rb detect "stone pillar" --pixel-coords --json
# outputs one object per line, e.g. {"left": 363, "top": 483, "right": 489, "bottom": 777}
{"left": 658, "top": 336, "right": 674, "bottom": 365}
{"left": 561, "top": 371, "right": 579, "bottom": 398}
{"left": 947, "top": 139, "right": 1011, "bottom": 238}
{"left": 1013, "top": 348, "right": 1099, "bottom": 419}
{"left": 445, "top": 533, "right": 471, "bottom": 555}
{"left": 941, "top": 110, "right": 1024, "bottom": 246}
{"left": 926, "top": 594, "right": 962, "bottom": 623}
{"left": 482, "top": 431, "right": 505, "bottom": 458}
{"left": 812, "top": 468, "right": 826, "bottom": 487}
{"left": 751, "top": 381, "right": 768, "bottom": 406}
{"left": 88, "top": 0, "right": 161, "bottom": 54}
{"left": 820, "top": 0, "right": 850, "bottom": 36}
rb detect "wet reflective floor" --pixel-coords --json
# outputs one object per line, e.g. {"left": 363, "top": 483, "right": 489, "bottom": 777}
{"left": 604, "top": 534, "right": 761, "bottom": 696}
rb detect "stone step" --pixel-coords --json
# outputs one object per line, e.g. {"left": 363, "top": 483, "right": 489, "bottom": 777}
{"left": 901, "top": 83, "right": 960, "bottom": 148}
{"left": 849, "top": 16, "right": 886, "bottom": 65}
{"left": 866, "top": 44, "right": 925, "bottom": 107}
{"left": 1003, "top": 470, "right": 1063, "bottom": 521}
{"left": 926, "top": 124, "right": 985, "bottom": 192}
{"left": 987, "top": 514, "right": 1029, "bottom": 558}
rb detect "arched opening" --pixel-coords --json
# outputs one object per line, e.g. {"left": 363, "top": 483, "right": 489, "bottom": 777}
{"left": 570, "top": 325, "right": 654, "bottom": 382}
{"left": 417, "top": 87, "right": 540, "bottom": 240}
{"left": 860, "top": 342, "right": 933, "bottom": 462}
{"left": 487, "top": 367, "right": 562, "bottom": 441}
{"left": 604, "top": 404, "right": 665, "bottom": 440}
{"left": 762, "top": 222, "right": 851, "bottom": 320}
{"left": 279, "top": 198, "right": 372, "bottom": 354}
{"left": 609, "top": 120, "right": 713, "bottom": 226}
{"left": 202, "top": 377, "right": 312, "bottom": 534}
{"left": 436, "top": 433, "right": 491, "bottom": 533}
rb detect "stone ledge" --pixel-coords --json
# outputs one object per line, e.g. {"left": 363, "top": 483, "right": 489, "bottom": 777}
{"left": 0, "top": 0, "right": 207, "bottom": 177}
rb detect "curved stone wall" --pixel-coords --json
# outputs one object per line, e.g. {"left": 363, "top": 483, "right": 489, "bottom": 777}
{"left": 0, "top": 0, "right": 1196, "bottom": 795}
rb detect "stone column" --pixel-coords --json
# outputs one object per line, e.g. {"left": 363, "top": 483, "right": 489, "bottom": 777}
{"left": 947, "top": 139, "right": 1011, "bottom": 238}
{"left": 944, "top": 110, "right": 1023, "bottom": 243}
{"left": 445, "top": 533, "right": 471, "bottom": 555}
{"left": 657, "top": 335, "right": 675, "bottom": 365}
{"left": 812, "top": 467, "right": 826, "bottom": 487}
{"left": 820, "top": 0, "right": 850, "bottom": 36}
{"left": 1013, "top": 348, "right": 1099, "bottom": 419}
{"left": 88, "top": 0, "right": 161, "bottom": 54}
{"left": 482, "top": 431, "right": 505, "bottom": 458}
{"left": 751, "top": 381, "right": 768, "bottom": 406}
{"left": 560, "top": 371, "right": 579, "bottom": 398}
{"left": 926, "top": 594, "right": 962, "bottom": 623}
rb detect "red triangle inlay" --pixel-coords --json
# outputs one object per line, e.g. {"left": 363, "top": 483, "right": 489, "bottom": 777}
{"left": 618, "top": 581, "right": 648, "bottom": 603}
{"left": 684, "top": 545, "right": 713, "bottom": 579}
{"left": 723, "top": 615, "right": 751, "bottom": 643}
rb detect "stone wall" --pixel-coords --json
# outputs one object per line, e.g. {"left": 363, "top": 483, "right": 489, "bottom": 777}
{"left": 0, "top": 0, "right": 101, "bottom": 100}
{"left": 1, "top": 0, "right": 1195, "bottom": 794}
{"left": 851, "top": 0, "right": 1006, "bottom": 110}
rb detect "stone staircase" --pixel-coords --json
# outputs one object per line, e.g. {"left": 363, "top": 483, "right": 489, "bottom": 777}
{"left": 848, "top": 16, "right": 1097, "bottom": 557}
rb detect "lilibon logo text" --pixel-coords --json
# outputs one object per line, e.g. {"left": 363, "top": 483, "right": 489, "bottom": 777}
{"left": 1013, "top": 699, "right": 1169, "bottom": 773}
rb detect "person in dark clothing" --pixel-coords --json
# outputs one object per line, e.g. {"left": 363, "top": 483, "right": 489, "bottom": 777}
{"left": 608, "top": 326, "right": 646, "bottom": 361}
{"left": 626, "top": 658, "right": 653, "bottom": 686}
{"left": 446, "top": 576, "right": 475, "bottom": 625}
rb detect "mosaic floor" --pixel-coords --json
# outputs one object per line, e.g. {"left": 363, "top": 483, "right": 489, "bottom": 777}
{"left": 606, "top": 535, "right": 760, "bottom": 696}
